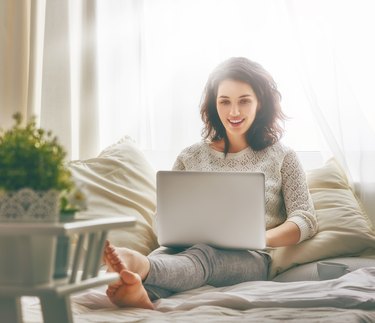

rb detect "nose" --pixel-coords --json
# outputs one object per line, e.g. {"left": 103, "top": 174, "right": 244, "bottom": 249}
{"left": 229, "top": 104, "right": 240, "bottom": 116}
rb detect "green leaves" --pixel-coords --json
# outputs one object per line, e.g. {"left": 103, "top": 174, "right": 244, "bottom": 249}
{"left": 0, "top": 113, "right": 73, "bottom": 191}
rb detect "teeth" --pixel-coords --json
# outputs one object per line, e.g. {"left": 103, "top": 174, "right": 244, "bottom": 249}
{"left": 229, "top": 119, "right": 243, "bottom": 124}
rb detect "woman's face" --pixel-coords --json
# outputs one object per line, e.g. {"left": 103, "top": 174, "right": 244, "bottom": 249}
{"left": 216, "top": 79, "right": 258, "bottom": 142}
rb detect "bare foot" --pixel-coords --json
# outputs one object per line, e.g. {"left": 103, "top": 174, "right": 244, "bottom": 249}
{"left": 103, "top": 241, "right": 150, "bottom": 280}
{"left": 103, "top": 241, "right": 154, "bottom": 309}
{"left": 106, "top": 269, "right": 154, "bottom": 309}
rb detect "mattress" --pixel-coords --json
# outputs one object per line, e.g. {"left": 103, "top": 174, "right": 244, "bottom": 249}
{"left": 22, "top": 267, "right": 375, "bottom": 322}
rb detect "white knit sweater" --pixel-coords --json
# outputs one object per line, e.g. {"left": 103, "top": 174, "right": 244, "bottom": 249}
{"left": 172, "top": 141, "right": 318, "bottom": 243}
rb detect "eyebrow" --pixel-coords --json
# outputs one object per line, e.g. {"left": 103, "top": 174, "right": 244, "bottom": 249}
{"left": 218, "top": 94, "right": 253, "bottom": 99}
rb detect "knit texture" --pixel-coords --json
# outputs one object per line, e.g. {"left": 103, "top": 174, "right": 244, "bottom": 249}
{"left": 172, "top": 141, "right": 318, "bottom": 242}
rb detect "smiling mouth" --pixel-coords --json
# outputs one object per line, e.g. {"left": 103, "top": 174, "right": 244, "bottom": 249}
{"left": 228, "top": 119, "right": 244, "bottom": 126}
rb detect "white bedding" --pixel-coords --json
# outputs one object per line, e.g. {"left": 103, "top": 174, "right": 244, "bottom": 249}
{"left": 22, "top": 267, "right": 375, "bottom": 322}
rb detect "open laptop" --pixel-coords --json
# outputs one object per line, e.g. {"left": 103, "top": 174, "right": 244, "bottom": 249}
{"left": 156, "top": 171, "right": 266, "bottom": 250}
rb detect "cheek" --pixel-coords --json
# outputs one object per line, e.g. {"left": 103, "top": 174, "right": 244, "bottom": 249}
{"left": 216, "top": 107, "right": 227, "bottom": 120}
{"left": 244, "top": 105, "right": 257, "bottom": 117}
{"left": 251, "top": 104, "right": 259, "bottom": 116}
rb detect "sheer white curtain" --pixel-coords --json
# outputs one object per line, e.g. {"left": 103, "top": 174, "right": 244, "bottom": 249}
{"left": 0, "top": 0, "right": 45, "bottom": 128}
{"left": 284, "top": 0, "right": 375, "bottom": 223}
{"left": 96, "top": 0, "right": 375, "bottom": 220}
{"left": 41, "top": 0, "right": 100, "bottom": 160}
{"left": 2, "top": 0, "right": 374, "bottom": 220}
{"left": 0, "top": 0, "right": 75, "bottom": 155}
{"left": 96, "top": 0, "right": 321, "bottom": 158}
{"left": 0, "top": 0, "right": 99, "bottom": 161}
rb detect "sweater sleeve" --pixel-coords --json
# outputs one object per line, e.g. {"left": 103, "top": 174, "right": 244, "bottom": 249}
{"left": 280, "top": 150, "right": 318, "bottom": 243}
{"left": 172, "top": 154, "right": 186, "bottom": 171}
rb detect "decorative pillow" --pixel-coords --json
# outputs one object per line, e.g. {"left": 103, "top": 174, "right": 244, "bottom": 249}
{"left": 269, "top": 158, "right": 375, "bottom": 278}
{"left": 68, "top": 136, "right": 159, "bottom": 255}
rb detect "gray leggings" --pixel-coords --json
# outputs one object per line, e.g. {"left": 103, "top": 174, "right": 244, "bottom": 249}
{"left": 143, "top": 244, "right": 270, "bottom": 301}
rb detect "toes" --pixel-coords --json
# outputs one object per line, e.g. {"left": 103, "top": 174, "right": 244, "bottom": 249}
{"left": 103, "top": 241, "right": 116, "bottom": 266}
{"left": 105, "top": 250, "right": 119, "bottom": 262}
{"left": 107, "top": 252, "right": 126, "bottom": 272}
{"left": 106, "top": 287, "right": 115, "bottom": 297}
{"left": 109, "top": 252, "right": 121, "bottom": 263}
{"left": 104, "top": 241, "right": 116, "bottom": 255}
{"left": 105, "top": 246, "right": 116, "bottom": 256}
{"left": 103, "top": 243, "right": 129, "bottom": 278}
{"left": 107, "top": 252, "right": 122, "bottom": 265}
{"left": 112, "top": 260, "right": 126, "bottom": 273}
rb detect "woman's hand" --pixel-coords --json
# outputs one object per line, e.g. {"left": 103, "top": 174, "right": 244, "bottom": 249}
{"left": 266, "top": 221, "right": 301, "bottom": 248}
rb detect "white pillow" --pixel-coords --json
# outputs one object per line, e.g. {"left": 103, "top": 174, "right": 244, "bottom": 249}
{"left": 68, "top": 136, "right": 159, "bottom": 255}
{"left": 269, "top": 158, "right": 375, "bottom": 278}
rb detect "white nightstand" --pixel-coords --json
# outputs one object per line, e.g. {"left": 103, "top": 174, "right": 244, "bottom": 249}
{"left": 0, "top": 215, "right": 136, "bottom": 323}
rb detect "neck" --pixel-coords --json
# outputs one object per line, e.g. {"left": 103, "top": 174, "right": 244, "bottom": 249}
{"left": 211, "top": 137, "right": 248, "bottom": 153}
{"left": 225, "top": 134, "right": 248, "bottom": 153}
{"left": 227, "top": 142, "right": 248, "bottom": 153}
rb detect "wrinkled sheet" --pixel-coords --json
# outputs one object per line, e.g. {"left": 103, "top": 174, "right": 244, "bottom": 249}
{"left": 22, "top": 267, "right": 375, "bottom": 322}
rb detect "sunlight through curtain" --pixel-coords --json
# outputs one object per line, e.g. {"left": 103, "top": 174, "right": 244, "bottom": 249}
{"left": 284, "top": 0, "right": 375, "bottom": 222}
{"left": 2, "top": 0, "right": 374, "bottom": 215}
{"left": 0, "top": 0, "right": 100, "bottom": 161}
{"left": 95, "top": 0, "right": 375, "bottom": 220}
{"left": 0, "top": 0, "right": 45, "bottom": 128}
{"left": 96, "top": 0, "right": 322, "bottom": 157}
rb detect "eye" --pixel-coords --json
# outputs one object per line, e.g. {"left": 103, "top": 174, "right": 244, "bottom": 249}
{"left": 218, "top": 100, "right": 231, "bottom": 106}
{"left": 239, "top": 99, "right": 251, "bottom": 105}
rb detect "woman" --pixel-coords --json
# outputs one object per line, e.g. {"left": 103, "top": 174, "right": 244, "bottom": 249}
{"left": 104, "top": 57, "right": 318, "bottom": 309}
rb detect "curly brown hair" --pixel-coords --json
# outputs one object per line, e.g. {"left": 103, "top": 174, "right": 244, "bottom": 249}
{"left": 200, "top": 57, "right": 286, "bottom": 154}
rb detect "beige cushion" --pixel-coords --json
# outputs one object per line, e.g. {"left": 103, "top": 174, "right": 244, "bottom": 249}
{"left": 68, "top": 136, "right": 159, "bottom": 255}
{"left": 269, "top": 158, "right": 375, "bottom": 278}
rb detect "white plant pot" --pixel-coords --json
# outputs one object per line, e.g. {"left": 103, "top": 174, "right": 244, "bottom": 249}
{"left": 0, "top": 189, "right": 60, "bottom": 285}
{"left": 0, "top": 188, "right": 59, "bottom": 222}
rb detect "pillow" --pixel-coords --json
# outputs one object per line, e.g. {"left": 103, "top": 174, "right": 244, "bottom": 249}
{"left": 68, "top": 136, "right": 159, "bottom": 255}
{"left": 269, "top": 158, "right": 375, "bottom": 278}
{"left": 273, "top": 255, "right": 375, "bottom": 282}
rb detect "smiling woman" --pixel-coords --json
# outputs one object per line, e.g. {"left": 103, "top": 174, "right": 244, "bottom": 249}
{"left": 101, "top": 56, "right": 317, "bottom": 309}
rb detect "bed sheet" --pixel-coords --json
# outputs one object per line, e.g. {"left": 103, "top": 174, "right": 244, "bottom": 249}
{"left": 22, "top": 267, "right": 375, "bottom": 322}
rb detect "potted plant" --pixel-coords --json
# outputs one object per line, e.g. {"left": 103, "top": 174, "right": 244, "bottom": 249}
{"left": 0, "top": 113, "right": 73, "bottom": 218}
{"left": 0, "top": 113, "right": 82, "bottom": 284}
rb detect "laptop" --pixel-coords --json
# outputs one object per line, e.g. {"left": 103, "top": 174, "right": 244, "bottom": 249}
{"left": 156, "top": 171, "right": 266, "bottom": 250}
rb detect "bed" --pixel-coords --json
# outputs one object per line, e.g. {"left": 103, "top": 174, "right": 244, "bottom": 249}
{"left": 21, "top": 137, "right": 375, "bottom": 322}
